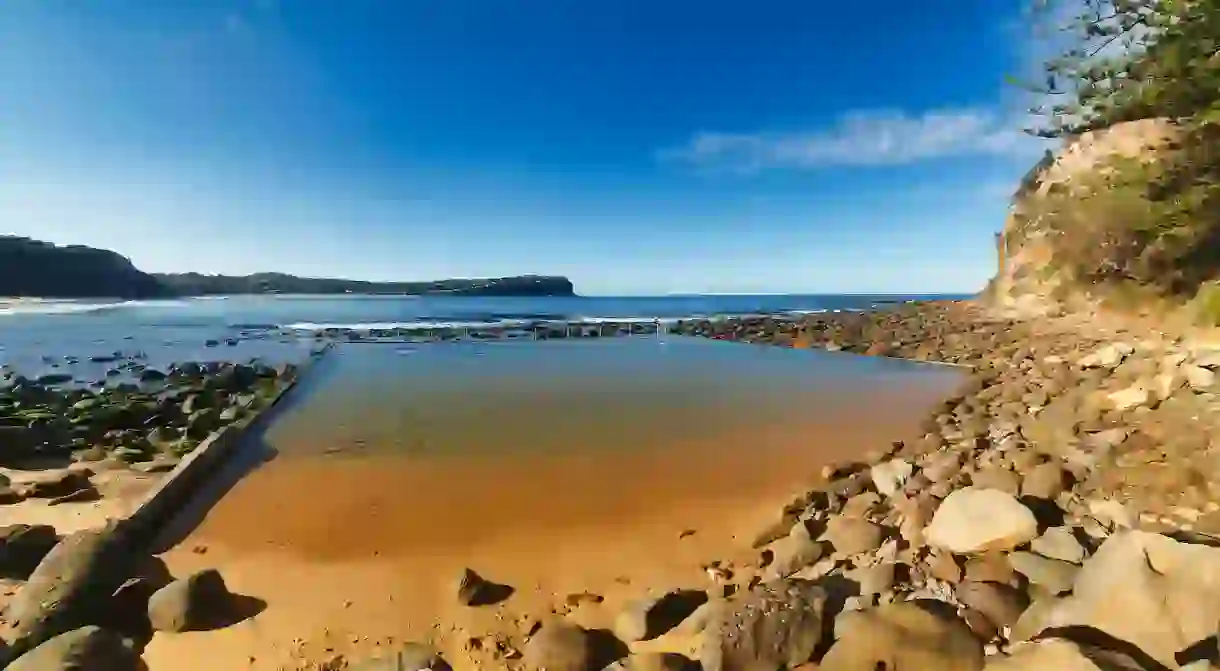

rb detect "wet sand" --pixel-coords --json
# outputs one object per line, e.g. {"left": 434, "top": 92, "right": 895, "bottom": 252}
{"left": 142, "top": 339, "right": 961, "bottom": 669}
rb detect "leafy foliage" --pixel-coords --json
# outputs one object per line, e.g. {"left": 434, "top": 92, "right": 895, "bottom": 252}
{"left": 1025, "top": 0, "right": 1220, "bottom": 137}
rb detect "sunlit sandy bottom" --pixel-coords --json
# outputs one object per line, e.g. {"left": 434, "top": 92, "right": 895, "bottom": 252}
{"left": 141, "top": 339, "right": 961, "bottom": 669}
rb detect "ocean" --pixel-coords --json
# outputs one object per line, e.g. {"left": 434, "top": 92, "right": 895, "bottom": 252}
{"left": 0, "top": 293, "right": 963, "bottom": 378}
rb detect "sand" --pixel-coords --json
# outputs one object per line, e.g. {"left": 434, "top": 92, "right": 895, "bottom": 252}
{"left": 0, "top": 463, "right": 162, "bottom": 534}
{"left": 139, "top": 385, "right": 946, "bottom": 671}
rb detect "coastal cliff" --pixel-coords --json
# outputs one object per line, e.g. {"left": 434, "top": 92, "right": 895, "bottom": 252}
{"left": 0, "top": 236, "right": 168, "bottom": 299}
{"left": 0, "top": 236, "right": 576, "bottom": 298}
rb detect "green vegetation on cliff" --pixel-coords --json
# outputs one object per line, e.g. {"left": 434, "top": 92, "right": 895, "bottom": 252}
{"left": 1008, "top": 0, "right": 1220, "bottom": 321}
{"left": 0, "top": 236, "right": 576, "bottom": 299}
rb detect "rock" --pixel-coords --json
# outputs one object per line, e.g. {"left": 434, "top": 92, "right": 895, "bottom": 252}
{"left": 1078, "top": 343, "right": 1132, "bottom": 369}
{"left": 603, "top": 653, "right": 695, "bottom": 671}
{"left": 982, "top": 638, "right": 1109, "bottom": 671}
{"left": 819, "top": 601, "right": 984, "bottom": 671}
{"left": 955, "top": 581, "right": 1028, "bottom": 629}
{"left": 971, "top": 467, "right": 1021, "bottom": 496}
{"left": 614, "top": 590, "right": 707, "bottom": 643}
{"left": 1008, "top": 552, "right": 1078, "bottom": 595}
{"left": 921, "top": 452, "right": 964, "bottom": 483}
{"left": 925, "top": 488, "right": 1038, "bottom": 554}
{"left": 1020, "top": 462, "right": 1068, "bottom": 499}
{"left": 700, "top": 579, "right": 827, "bottom": 671}
{"left": 821, "top": 516, "right": 885, "bottom": 555}
{"left": 926, "top": 549, "right": 963, "bottom": 583}
{"left": 964, "top": 553, "right": 1015, "bottom": 585}
{"left": 350, "top": 643, "right": 452, "bottom": 671}
{"left": 456, "top": 568, "right": 512, "bottom": 606}
{"left": 1030, "top": 527, "right": 1086, "bottom": 564}
{"left": 22, "top": 471, "right": 92, "bottom": 499}
{"left": 147, "top": 568, "right": 234, "bottom": 632}
{"left": 871, "top": 459, "right": 913, "bottom": 497}
{"left": 0, "top": 524, "right": 59, "bottom": 579}
{"left": 1184, "top": 365, "right": 1216, "bottom": 390}
{"left": 1087, "top": 498, "right": 1133, "bottom": 530}
{"left": 522, "top": 621, "right": 598, "bottom": 671}
{"left": 845, "top": 562, "right": 895, "bottom": 596}
{"left": 2, "top": 526, "right": 134, "bottom": 659}
{"left": 1031, "top": 530, "right": 1220, "bottom": 668}
{"left": 763, "top": 521, "right": 826, "bottom": 580}
{"left": 1107, "top": 384, "right": 1150, "bottom": 411}
{"left": 6, "top": 626, "right": 140, "bottom": 671}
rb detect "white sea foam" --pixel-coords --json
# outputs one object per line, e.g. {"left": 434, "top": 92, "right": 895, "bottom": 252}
{"left": 0, "top": 299, "right": 190, "bottom": 316}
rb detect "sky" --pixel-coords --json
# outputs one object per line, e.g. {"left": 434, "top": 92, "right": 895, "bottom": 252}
{"left": 0, "top": 0, "right": 1054, "bottom": 295}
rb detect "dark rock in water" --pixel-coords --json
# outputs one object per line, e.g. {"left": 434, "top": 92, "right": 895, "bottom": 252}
{"left": 5, "top": 625, "right": 141, "bottom": 671}
{"left": 456, "top": 568, "right": 514, "bottom": 606}
{"left": 700, "top": 579, "right": 828, "bottom": 671}
{"left": 204, "top": 339, "right": 220, "bottom": 348}
{"left": 138, "top": 368, "right": 167, "bottom": 382}
{"left": 2, "top": 525, "right": 136, "bottom": 659}
{"left": 0, "top": 524, "right": 59, "bottom": 579}
{"left": 147, "top": 568, "right": 235, "bottom": 633}
{"left": 349, "top": 643, "right": 452, "bottom": 670}
{"left": 36, "top": 373, "right": 72, "bottom": 386}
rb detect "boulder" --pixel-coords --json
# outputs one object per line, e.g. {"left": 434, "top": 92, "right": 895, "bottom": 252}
{"left": 1020, "top": 462, "right": 1068, "bottom": 499}
{"left": 700, "top": 579, "right": 827, "bottom": 671}
{"left": 349, "top": 643, "right": 452, "bottom": 671}
{"left": 6, "top": 626, "right": 140, "bottom": 671}
{"left": 2, "top": 526, "right": 134, "bottom": 659}
{"left": 1029, "top": 530, "right": 1220, "bottom": 667}
{"left": 955, "top": 581, "right": 1028, "bottom": 629}
{"left": 763, "top": 521, "right": 826, "bottom": 580}
{"left": 1030, "top": 527, "right": 1086, "bottom": 564}
{"left": 603, "top": 653, "right": 695, "bottom": 671}
{"left": 925, "top": 488, "right": 1038, "bottom": 554}
{"left": 147, "top": 568, "right": 234, "bottom": 632}
{"left": 614, "top": 590, "right": 707, "bottom": 643}
{"left": 983, "top": 638, "right": 1109, "bottom": 671}
{"left": 1007, "top": 552, "right": 1078, "bottom": 595}
{"left": 22, "top": 471, "right": 92, "bottom": 499}
{"left": 821, "top": 516, "right": 885, "bottom": 555}
{"left": 523, "top": 621, "right": 598, "bottom": 671}
{"left": 456, "top": 568, "right": 512, "bottom": 606}
{"left": 871, "top": 459, "right": 913, "bottom": 497}
{"left": 0, "top": 524, "right": 59, "bottom": 579}
{"left": 819, "top": 601, "right": 984, "bottom": 671}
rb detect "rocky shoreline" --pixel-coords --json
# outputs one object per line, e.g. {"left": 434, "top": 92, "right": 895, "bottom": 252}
{"left": 6, "top": 300, "right": 1220, "bottom": 669}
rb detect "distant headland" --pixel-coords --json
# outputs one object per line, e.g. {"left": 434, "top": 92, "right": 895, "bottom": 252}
{"left": 0, "top": 236, "right": 576, "bottom": 299}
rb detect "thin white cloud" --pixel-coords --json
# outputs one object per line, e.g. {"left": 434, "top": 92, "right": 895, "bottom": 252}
{"left": 663, "top": 108, "right": 1040, "bottom": 172}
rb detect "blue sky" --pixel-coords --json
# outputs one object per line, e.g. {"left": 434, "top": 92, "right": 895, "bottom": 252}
{"left": 0, "top": 0, "right": 1051, "bottom": 295}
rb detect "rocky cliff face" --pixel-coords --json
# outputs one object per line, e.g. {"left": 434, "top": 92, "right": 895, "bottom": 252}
{"left": 985, "top": 119, "right": 1184, "bottom": 318}
{"left": 0, "top": 237, "right": 167, "bottom": 299}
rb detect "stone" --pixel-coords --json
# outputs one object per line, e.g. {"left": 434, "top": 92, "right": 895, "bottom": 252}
{"left": 970, "top": 467, "right": 1021, "bottom": 496}
{"left": 821, "top": 516, "right": 884, "bottom": 555}
{"left": 1078, "top": 343, "right": 1132, "bottom": 369}
{"left": 983, "top": 639, "right": 1107, "bottom": 671}
{"left": 925, "top": 488, "right": 1038, "bottom": 554}
{"left": 523, "top": 621, "right": 597, "bottom": 671}
{"left": 456, "top": 568, "right": 511, "bottom": 606}
{"left": 964, "top": 553, "right": 1016, "bottom": 585}
{"left": 1031, "top": 530, "right": 1220, "bottom": 668}
{"left": 2, "top": 526, "right": 134, "bottom": 659}
{"left": 147, "top": 568, "right": 235, "bottom": 633}
{"left": 819, "top": 601, "right": 984, "bottom": 671}
{"left": 22, "top": 471, "right": 92, "bottom": 499}
{"left": 1030, "top": 527, "right": 1086, "bottom": 564}
{"left": 763, "top": 521, "right": 826, "bottom": 580}
{"left": 603, "top": 653, "right": 695, "bottom": 671}
{"left": 700, "top": 579, "right": 827, "bottom": 671}
{"left": 845, "top": 562, "right": 895, "bottom": 596}
{"left": 955, "top": 581, "right": 1028, "bottom": 629}
{"left": 1184, "top": 365, "right": 1216, "bottom": 391}
{"left": 0, "top": 524, "right": 59, "bottom": 579}
{"left": 1087, "top": 498, "right": 1133, "bottom": 530}
{"left": 922, "top": 452, "right": 964, "bottom": 483}
{"left": 349, "top": 643, "right": 452, "bottom": 671}
{"left": 6, "top": 626, "right": 140, "bottom": 671}
{"left": 871, "top": 459, "right": 913, "bottom": 497}
{"left": 1020, "top": 462, "right": 1068, "bottom": 499}
{"left": 614, "top": 590, "right": 707, "bottom": 643}
{"left": 1108, "top": 384, "right": 1150, "bottom": 412}
{"left": 1008, "top": 552, "right": 1078, "bottom": 595}
{"left": 927, "top": 549, "right": 963, "bottom": 583}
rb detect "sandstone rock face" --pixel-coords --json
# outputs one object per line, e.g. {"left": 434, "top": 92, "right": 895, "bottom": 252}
{"left": 925, "top": 488, "right": 1038, "bottom": 554}
{"left": 1029, "top": 530, "right": 1220, "bottom": 668}
{"left": 819, "top": 601, "right": 984, "bottom": 671}
{"left": 699, "top": 579, "right": 827, "bottom": 671}
{"left": 5, "top": 626, "right": 140, "bottom": 671}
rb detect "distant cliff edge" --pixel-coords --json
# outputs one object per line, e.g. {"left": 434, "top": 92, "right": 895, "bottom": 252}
{"left": 0, "top": 236, "right": 576, "bottom": 299}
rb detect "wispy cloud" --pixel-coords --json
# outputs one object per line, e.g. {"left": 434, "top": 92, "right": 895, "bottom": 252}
{"left": 663, "top": 108, "right": 1041, "bottom": 172}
